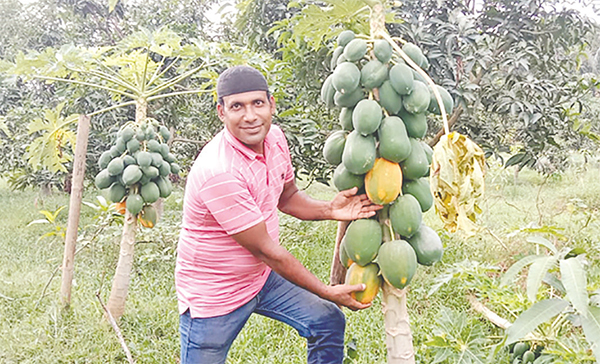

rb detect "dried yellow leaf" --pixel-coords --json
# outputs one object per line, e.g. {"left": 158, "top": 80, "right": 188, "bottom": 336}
{"left": 430, "top": 132, "right": 486, "bottom": 237}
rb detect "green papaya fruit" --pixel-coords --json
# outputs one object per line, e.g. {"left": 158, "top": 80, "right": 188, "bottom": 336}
{"left": 402, "top": 178, "right": 433, "bottom": 212}
{"left": 320, "top": 74, "right": 336, "bottom": 108}
{"left": 337, "top": 30, "right": 355, "bottom": 47}
{"left": 352, "top": 99, "right": 382, "bottom": 135}
{"left": 407, "top": 224, "right": 443, "bottom": 265}
{"left": 390, "top": 194, "right": 422, "bottom": 238}
{"left": 339, "top": 108, "right": 354, "bottom": 131}
{"left": 373, "top": 39, "right": 392, "bottom": 63}
{"left": 342, "top": 131, "right": 376, "bottom": 174}
{"left": 125, "top": 194, "right": 144, "bottom": 215}
{"left": 389, "top": 63, "right": 414, "bottom": 95}
{"left": 330, "top": 46, "right": 344, "bottom": 70}
{"left": 332, "top": 163, "right": 365, "bottom": 192}
{"left": 377, "top": 239, "right": 417, "bottom": 289}
{"left": 428, "top": 85, "right": 454, "bottom": 115}
{"left": 398, "top": 110, "right": 427, "bottom": 139}
{"left": 323, "top": 130, "right": 347, "bottom": 166}
{"left": 343, "top": 38, "right": 368, "bottom": 62}
{"left": 378, "top": 116, "right": 411, "bottom": 163}
{"left": 140, "top": 181, "right": 160, "bottom": 204}
{"left": 107, "top": 157, "right": 125, "bottom": 176}
{"left": 402, "top": 42, "right": 427, "bottom": 68}
{"left": 122, "top": 164, "right": 143, "bottom": 186}
{"left": 334, "top": 88, "right": 364, "bottom": 108}
{"left": 94, "top": 169, "right": 114, "bottom": 189}
{"left": 360, "top": 60, "right": 388, "bottom": 90}
{"left": 401, "top": 139, "right": 429, "bottom": 180}
{"left": 332, "top": 62, "right": 361, "bottom": 94}
{"left": 98, "top": 150, "right": 113, "bottom": 170}
{"left": 108, "top": 182, "right": 127, "bottom": 203}
{"left": 403, "top": 81, "right": 430, "bottom": 114}
{"left": 342, "top": 219, "right": 382, "bottom": 266}
{"left": 378, "top": 80, "right": 403, "bottom": 115}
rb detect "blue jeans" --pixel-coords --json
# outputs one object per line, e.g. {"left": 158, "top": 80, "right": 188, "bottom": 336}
{"left": 179, "top": 271, "right": 345, "bottom": 364}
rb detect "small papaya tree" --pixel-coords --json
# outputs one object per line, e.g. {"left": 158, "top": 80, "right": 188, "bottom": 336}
{"left": 4, "top": 27, "right": 217, "bottom": 318}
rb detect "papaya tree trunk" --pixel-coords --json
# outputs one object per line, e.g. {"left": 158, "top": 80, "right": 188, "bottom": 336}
{"left": 60, "top": 114, "right": 91, "bottom": 308}
{"left": 107, "top": 210, "right": 138, "bottom": 318}
{"left": 382, "top": 283, "right": 415, "bottom": 363}
{"left": 107, "top": 98, "right": 146, "bottom": 319}
{"left": 367, "top": 2, "right": 417, "bottom": 362}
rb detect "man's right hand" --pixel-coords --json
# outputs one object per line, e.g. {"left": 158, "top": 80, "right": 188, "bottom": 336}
{"left": 323, "top": 284, "right": 372, "bottom": 311}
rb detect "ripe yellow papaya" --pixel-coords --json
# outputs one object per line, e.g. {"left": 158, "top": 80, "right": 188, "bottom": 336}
{"left": 364, "top": 158, "right": 402, "bottom": 205}
{"left": 345, "top": 262, "right": 382, "bottom": 304}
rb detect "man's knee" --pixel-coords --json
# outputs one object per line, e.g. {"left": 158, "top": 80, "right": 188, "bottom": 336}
{"left": 312, "top": 300, "right": 346, "bottom": 334}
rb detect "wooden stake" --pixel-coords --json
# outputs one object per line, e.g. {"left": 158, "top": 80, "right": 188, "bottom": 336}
{"left": 60, "top": 114, "right": 91, "bottom": 308}
{"left": 329, "top": 220, "right": 350, "bottom": 285}
{"left": 97, "top": 293, "right": 135, "bottom": 364}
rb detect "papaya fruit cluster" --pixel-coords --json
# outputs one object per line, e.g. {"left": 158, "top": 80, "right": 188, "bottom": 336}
{"left": 94, "top": 120, "right": 179, "bottom": 228}
{"left": 322, "top": 30, "right": 449, "bottom": 302}
{"left": 508, "top": 342, "right": 544, "bottom": 363}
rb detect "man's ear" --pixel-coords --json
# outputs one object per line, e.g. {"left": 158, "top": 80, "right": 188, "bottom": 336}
{"left": 217, "top": 103, "right": 225, "bottom": 122}
{"left": 269, "top": 95, "right": 276, "bottom": 114}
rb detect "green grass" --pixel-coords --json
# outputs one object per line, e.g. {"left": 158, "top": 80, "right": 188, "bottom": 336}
{"left": 1, "top": 163, "right": 599, "bottom": 363}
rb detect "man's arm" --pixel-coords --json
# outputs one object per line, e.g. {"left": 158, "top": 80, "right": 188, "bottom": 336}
{"left": 278, "top": 180, "right": 382, "bottom": 221}
{"left": 232, "top": 221, "right": 370, "bottom": 310}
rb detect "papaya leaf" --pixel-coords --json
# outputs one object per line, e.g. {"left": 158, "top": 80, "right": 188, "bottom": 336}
{"left": 505, "top": 298, "right": 569, "bottom": 345}
{"left": 430, "top": 132, "right": 486, "bottom": 237}
{"left": 526, "top": 256, "right": 558, "bottom": 302}
{"left": 500, "top": 255, "right": 544, "bottom": 287}
{"left": 526, "top": 235, "right": 557, "bottom": 254}
{"left": 581, "top": 306, "right": 600, "bottom": 362}
{"left": 560, "top": 257, "right": 589, "bottom": 316}
{"left": 25, "top": 104, "right": 78, "bottom": 173}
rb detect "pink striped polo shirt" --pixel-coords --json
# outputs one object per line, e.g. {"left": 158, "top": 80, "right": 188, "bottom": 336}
{"left": 175, "top": 124, "right": 294, "bottom": 318}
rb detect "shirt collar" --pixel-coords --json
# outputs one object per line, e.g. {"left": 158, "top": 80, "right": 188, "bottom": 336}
{"left": 222, "top": 127, "right": 272, "bottom": 160}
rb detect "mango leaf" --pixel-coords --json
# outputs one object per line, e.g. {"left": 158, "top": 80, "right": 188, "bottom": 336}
{"left": 505, "top": 298, "right": 569, "bottom": 345}
{"left": 526, "top": 256, "right": 558, "bottom": 302}
{"left": 543, "top": 272, "right": 566, "bottom": 294}
{"left": 560, "top": 258, "right": 589, "bottom": 316}
{"left": 526, "top": 235, "right": 557, "bottom": 254}
{"left": 581, "top": 306, "right": 600, "bottom": 362}
{"left": 0, "top": 116, "right": 11, "bottom": 139}
{"left": 500, "top": 255, "right": 544, "bottom": 287}
{"left": 564, "top": 247, "right": 587, "bottom": 259}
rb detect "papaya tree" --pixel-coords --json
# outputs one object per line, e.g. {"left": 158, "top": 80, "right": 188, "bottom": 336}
{"left": 3, "top": 27, "right": 218, "bottom": 318}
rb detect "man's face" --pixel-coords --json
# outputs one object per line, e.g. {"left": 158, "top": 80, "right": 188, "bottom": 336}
{"left": 217, "top": 90, "right": 276, "bottom": 154}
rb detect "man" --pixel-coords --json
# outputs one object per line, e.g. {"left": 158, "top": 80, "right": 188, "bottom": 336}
{"left": 175, "top": 65, "right": 382, "bottom": 364}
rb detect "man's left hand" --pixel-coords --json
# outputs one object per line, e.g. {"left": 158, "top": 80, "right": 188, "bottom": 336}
{"left": 330, "top": 187, "right": 383, "bottom": 221}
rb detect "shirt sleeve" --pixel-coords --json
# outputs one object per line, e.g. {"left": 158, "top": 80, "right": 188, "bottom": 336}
{"left": 198, "top": 173, "right": 264, "bottom": 235}
{"left": 274, "top": 126, "right": 295, "bottom": 183}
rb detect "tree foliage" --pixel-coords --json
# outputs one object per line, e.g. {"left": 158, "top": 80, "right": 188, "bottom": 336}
{"left": 390, "top": 0, "right": 599, "bottom": 171}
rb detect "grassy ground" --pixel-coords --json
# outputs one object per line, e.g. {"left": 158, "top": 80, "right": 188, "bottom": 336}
{"left": 0, "top": 161, "right": 599, "bottom": 363}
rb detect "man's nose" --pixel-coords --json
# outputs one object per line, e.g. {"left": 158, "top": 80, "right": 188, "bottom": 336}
{"left": 243, "top": 106, "right": 258, "bottom": 121}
